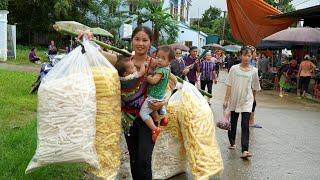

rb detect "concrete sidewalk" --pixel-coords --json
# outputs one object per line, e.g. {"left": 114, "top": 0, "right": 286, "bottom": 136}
{"left": 0, "top": 62, "right": 39, "bottom": 73}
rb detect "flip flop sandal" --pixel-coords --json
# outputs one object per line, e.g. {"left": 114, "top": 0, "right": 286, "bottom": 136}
{"left": 250, "top": 124, "right": 262, "bottom": 128}
{"left": 241, "top": 151, "right": 253, "bottom": 158}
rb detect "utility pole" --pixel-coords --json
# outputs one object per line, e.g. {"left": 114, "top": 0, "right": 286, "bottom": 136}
{"left": 198, "top": 8, "right": 200, "bottom": 48}
{"left": 221, "top": 10, "right": 227, "bottom": 45}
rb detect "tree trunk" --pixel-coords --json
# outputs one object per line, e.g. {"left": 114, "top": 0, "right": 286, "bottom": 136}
{"left": 137, "top": 13, "right": 143, "bottom": 26}
{"left": 154, "top": 28, "right": 160, "bottom": 47}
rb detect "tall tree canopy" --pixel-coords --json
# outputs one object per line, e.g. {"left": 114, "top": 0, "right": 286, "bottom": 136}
{"left": 0, "top": 0, "right": 8, "bottom": 10}
{"left": 127, "top": 0, "right": 179, "bottom": 46}
{"left": 264, "top": 0, "right": 295, "bottom": 12}
{"left": 190, "top": 6, "right": 238, "bottom": 44}
{"left": 199, "top": 6, "right": 222, "bottom": 29}
{"left": 7, "top": 0, "right": 92, "bottom": 45}
{"left": 6, "top": 0, "right": 178, "bottom": 46}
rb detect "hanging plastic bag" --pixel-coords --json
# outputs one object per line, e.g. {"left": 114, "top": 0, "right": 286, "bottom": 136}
{"left": 26, "top": 40, "right": 99, "bottom": 173}
{"left": 216, "top": 111, "right": 231, "bottom": 131}
{"left": 152, "top": 85, "right": 187, "bottom": 179}
{"left": 82, "top": 40, "right": 122, "bottom": 179}
{"left": 178, "top": 82, "right": 223, "bottom": 179}
{"left": 26, "top": 40, "right": 122, "bottom": 179}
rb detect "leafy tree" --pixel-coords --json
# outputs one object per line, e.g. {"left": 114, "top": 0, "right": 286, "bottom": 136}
{"left": 127, "top": 0, "right": 179, "bottom": 46}
{"left": 102, "top": 0, "right": 123, "bottom": 16}
{"left": 0, "top": 0, "right": 8, "bottom": 10}
{"left": 190, "top": 6, "right": 221, "bottom": 31}
{"left": 54, "top": 0, "right": 71, "bottom": 19}
{"left": 199, "top": 6, "right": 221, "bottom": 29}
{"left": 7, "top": 0, "right": 92, "bottom": 45}
{"left": 264, "top": 0, "right": 295, "bottom": 12}
{"left": 190, "top": 6, "right": 239, "bottom": 44}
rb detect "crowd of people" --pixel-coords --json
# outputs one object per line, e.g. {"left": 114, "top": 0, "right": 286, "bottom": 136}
{"left": 223, "top": 48, "right": 319, "bottom": 99}
{"left": 28, "top": 38, "right": 82, "bottom": 64}
{"left": 168, "top": 47, "right": 226, "bottom": 104}
{"left": 28, "top": 40, "right": 58, "bottom": 64}
{"left": 25, "top": 25, "right": 320, "bottom": 179}
{"left": 278, "top": 55, "right": 318, "bottom": 98}
{"left": 167, "top": 44, "right": 319, "bottom": 160}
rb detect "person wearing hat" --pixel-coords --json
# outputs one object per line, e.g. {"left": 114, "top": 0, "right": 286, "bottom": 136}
{"left": 298, "top": 55, "right": 316, "bottom": 97}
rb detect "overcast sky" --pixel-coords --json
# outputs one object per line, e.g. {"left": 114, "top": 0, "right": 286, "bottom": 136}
{"left": 189, "top": 0, "right": 320, "bottom": 18}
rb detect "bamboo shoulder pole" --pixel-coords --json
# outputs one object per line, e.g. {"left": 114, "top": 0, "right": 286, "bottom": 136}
{"left": 53, "top": 25, "right": 212, "bottom": 98}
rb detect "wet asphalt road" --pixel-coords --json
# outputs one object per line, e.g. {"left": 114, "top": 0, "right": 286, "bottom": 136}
{"left": 3, "top": 57, "right": 320, "bottom": 180}
{"left": 169, "top": 71, "right": 320, "bottom": 180}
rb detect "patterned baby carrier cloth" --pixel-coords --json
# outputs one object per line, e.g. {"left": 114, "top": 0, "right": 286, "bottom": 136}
{"left": 120, "top": 57, "right": 153, "bottom": 134}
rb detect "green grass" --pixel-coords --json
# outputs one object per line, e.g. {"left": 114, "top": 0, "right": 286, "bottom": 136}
{"left": 0, "top": 70, "right": 85, "bottom": 179}
{"left": 6, "top": 45, "right": 48, "bottom": 66}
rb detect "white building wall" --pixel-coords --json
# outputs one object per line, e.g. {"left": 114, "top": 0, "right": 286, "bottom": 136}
{"left": 0, "top": 10, "right": 9, "bottom": 61}
{"left": 118, "top": 0, "right": 207, "bottom": 48}
{"left": 177, "top": 23, "right": 207, "bottom": 49}
{"left": 163, "top": 0, "right": 171, "bottom": 12}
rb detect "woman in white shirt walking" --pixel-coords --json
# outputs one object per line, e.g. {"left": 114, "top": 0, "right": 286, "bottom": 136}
{"left": 223, "top": 46, "right": 261, "bottom": 158}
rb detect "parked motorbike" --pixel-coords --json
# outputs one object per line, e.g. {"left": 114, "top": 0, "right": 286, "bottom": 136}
{"left": 260, "top": 72, "right": 277, "bottom": 90}
{"left": 29, "top": 53, "right": 65, "bottom": 94}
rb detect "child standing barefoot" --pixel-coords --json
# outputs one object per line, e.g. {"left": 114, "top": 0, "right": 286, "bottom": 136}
{"left": 140, "top": 45, "right": 174, "bottom": 143}
{"left": 223, "top": 46, "right": 261, "bottom": 158}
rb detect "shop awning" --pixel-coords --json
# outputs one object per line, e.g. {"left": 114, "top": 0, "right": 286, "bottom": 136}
{"left": 268, "top": 5, "right": 320, "bottom": 28}
{"left": 227, "top": 0, "right": 295, "bottom": 46}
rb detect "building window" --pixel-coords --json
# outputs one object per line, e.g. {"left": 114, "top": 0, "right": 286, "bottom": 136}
{"left": 180, "top": 5, "right": 185, "bottom": 22}
{"left": 174, "top": 6, "right": 178, "bottom": 18}
{"left": 171, "top": 3, "right": 178, "bottom": 20}
{"left": 186, "top": 3, "right": 190, "bottom": 20}
{"left": 185, "top": 41, "right": 192, "bottom": 48}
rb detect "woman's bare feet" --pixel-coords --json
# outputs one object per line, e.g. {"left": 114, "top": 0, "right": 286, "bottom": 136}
{"left": 241, "top": 151, "right": 253, "bottom": 158}
{"left": 228, "top": 145, "right": 236, "bottom": 150}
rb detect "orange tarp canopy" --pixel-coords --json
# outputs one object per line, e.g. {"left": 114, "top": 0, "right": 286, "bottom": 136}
{"left": 227, "top": 0, "right": 295, "bottom": 46}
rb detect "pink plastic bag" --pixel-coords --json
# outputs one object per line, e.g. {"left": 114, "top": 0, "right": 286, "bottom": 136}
{"left": 216, "top": 111, "right": 231, "bottom": 130}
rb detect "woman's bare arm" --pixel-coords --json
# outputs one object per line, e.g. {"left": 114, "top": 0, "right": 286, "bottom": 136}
{"left": 253, "top": 90, "right": 257, "bottom": 101}
{"left": 212, "top": 70, "right": 217, "bottom": 83}
{"left": 298, "top": 62, "right": 302, "bottom": 77}
{"left": 77, "top": 31, "right": 119, "bottom": 66}
{"left": 223, "top": 85, "right": 231, "bottom": 109}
